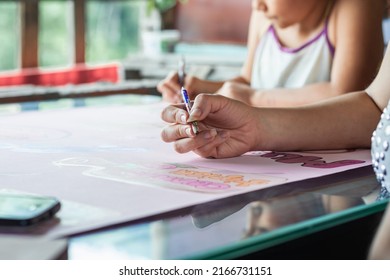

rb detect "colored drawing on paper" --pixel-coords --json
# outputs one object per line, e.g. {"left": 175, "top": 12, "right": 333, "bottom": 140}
{"left": 247, "top": 151, "right": 365, "bottom": 168}
{"left": 53, "top": 158, "right": 287, "bottom": 193}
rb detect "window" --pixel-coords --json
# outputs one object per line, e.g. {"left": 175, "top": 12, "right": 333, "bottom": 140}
{"left": 0, "top": 2, "right": 19, "bottom": 71}
{"left": 39, "top": 1, "right": 73, "bottom": 67}
{"left": 0, "top": 0, "right": 142, "bottom": 72}
{"left": 86, "top": 0, "right": 141, "bottom": 64}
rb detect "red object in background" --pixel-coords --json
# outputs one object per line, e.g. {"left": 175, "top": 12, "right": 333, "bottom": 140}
{"left": 0, "top": 63, "right": 119, "bottom": 86}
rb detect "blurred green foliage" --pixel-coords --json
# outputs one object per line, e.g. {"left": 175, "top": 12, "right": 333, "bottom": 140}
{"left": 86, "top": 1, "right": 141, "bottom": 63}
{"left": 0, "top": 0, "right": 141, "bottom": 71}
{"left": 0, "top": 2, "right": 18, "bottom": 71}
{"left": 40, "top": 1, "right": 71, "bottom": 67}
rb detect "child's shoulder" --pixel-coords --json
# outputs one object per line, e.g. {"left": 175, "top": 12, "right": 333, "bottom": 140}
{"left": 330, "top": 0, "right": 383, "bottom": 17}
{"left": 251, "top": 10, "right": 272, "bottom": 40}
{"left": 328, "top": 0, "right": 384, "bottom": 44}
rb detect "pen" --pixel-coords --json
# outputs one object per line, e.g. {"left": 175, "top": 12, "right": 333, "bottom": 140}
{"left": 181, "top": 87, "right": 199, "bottom": 135}
{"left": 178, "top": 56, "right": 185, "bottom": 87}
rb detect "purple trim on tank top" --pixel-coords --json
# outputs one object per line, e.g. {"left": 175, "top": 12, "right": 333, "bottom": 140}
{"left": 269, "top": 21, "right": 335, "bottom": 56}
{"left": 324, "top": 21, "right": 335, "bottom": 55}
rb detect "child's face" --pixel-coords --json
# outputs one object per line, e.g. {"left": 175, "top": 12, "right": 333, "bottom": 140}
{"left": 252, "top": 0, "right": 320, "bottom": 28}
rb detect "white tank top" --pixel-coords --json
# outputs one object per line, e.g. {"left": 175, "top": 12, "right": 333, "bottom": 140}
{"left": 251, "top": 23, "right": 334, "bottom": 89}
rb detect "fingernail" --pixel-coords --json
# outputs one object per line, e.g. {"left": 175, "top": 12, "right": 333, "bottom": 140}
{"left": 185, "top": 127, "right": 192, "bottom": 137}
{"left": 180, "top": 114, "right": 187, "bottom": 124}
{"left": 188, "top": 108, "right": 201, "bottom": 122}
{"left": 204, "top": 129, "right": 217, "bottom": 140}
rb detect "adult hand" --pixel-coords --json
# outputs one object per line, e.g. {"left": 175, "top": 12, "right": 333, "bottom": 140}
{"left": 160, "top": 94, "right": 261, "bottom": 158}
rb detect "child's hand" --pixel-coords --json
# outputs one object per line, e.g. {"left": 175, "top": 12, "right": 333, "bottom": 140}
{"left": 157, "top": 71, "right": 183, "bottom": 103}
{"left": 157, "top": 72, "right": 203, "bottom": 103}
{"left": 160, "top": 94, "right": 261, "bottom": 158}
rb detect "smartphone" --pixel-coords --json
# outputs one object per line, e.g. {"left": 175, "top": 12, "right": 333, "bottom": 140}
{"left": 0, "top": 194, "right": 61, "bottom": 227}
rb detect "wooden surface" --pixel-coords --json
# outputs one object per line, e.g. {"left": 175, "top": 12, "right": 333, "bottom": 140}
{"left": 20, "top": 0, "right": 39, "bottom": 68}
{"left": 74, "top": 0, "right": 86, "bottom": 64}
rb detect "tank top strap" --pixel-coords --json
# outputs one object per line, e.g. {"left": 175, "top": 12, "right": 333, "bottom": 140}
{"left": 323, "top": 1, "right": 335, "bottom": 55}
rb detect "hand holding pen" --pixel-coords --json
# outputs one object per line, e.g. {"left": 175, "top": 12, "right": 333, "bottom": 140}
{"left": 156, "top": 56, "right": 186, "bottom": 103}
{"left": 181, "top": 87, "right": 199, "bottom": 134}
{"left": 178, "top": 56, "right": 199, "bottom": 134}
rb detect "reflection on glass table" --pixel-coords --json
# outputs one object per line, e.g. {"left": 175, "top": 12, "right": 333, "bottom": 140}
{"left": 68, "top": 166, "right": 386, "bottom": 260}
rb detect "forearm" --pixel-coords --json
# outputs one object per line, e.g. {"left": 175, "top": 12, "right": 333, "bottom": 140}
{"left": 228, "top": 75, "right": 250, "bottom": 85}
{"left": 369, "top": 203, "right": 390, "bottom": 259}
{"left": 254, "top": 91, "right": 381, "bottom": 151}
{"left": 251, "top": 82, "right": 349, "bottom": 107}
{"left": 194, "top": 80, "right": 224, "bottom": 94}
{"left": 198, "top": 76, "right": 249, "bottom": 94}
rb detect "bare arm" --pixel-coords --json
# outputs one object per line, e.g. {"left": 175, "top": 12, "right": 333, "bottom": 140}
{"left": 184, "top": 9, "right": 270, "bottom": 95}
{"left": 157, "top": 8, "right": 270, "bottom": 103}
{"left": 160, "top": 89, "right": 381, "bottom": 158}
{"left": 246, "top": 41, "right": 390, "bottom": 151}
{"left": 243, "top": 0, "right": 384, "bottom": 107}
{"left": 161, "top": 13, "right": 390, "bottom": 159}
{"left": 160, "top": 44, "right": 390, "bottom": 158}
{"left": 367, "top": 42, "right": 390, "bottom": 109}
{"left": 256, "top": 42, "right": 390, "bottom": 151}
{"left": 240, "top": 10, "right": 270, "bottom": 82}
{"left": 253, "top": 91, "right": 381, "bottom": 151}
{"left": 369, "top": 203, "right": 390, "bottom": 259}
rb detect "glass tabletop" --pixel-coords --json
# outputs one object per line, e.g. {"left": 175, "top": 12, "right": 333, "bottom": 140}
{"left": 67, "top": 165, "right": 385, "bottom": 260}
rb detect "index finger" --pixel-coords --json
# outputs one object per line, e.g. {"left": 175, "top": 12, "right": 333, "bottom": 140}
{"left": 165, "top": 71, "right": 181, "bottom": 92}
{"left": 161, "top": 104, "right": 189, "bottom": 124}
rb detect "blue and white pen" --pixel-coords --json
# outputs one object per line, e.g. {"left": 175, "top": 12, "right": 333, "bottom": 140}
{"left": 181, "top": 87, "right": 199, "bottom": 135}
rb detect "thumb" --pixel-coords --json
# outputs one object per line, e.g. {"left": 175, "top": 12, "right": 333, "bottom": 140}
{"left": 188, "top": 94, "right": 230, "bottom": 122}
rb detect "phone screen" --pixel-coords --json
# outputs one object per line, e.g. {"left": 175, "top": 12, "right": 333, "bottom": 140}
{"left": 0, "top": 194, "right": 61, "bottom": 226}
